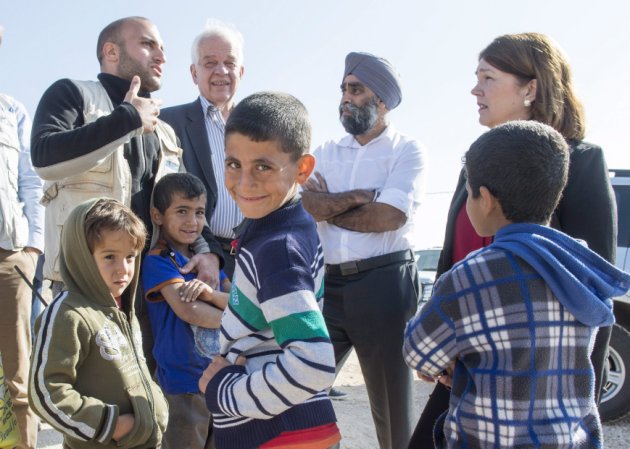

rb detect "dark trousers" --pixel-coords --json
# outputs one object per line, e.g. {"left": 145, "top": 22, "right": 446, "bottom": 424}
{"left": 163, "top": 392, "right": 214, "bottom": 449}
{"left": 408, "top": 323, "right": 613, "bottom": 449}
{"left": 324, "top": 254, "right": 419, "bottom": 449}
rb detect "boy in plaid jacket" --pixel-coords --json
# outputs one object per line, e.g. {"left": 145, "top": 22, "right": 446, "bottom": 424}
{"left": 404, "top": 121, "right": 630, "bottom": 449}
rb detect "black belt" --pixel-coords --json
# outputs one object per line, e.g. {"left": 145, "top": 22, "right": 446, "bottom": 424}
{"left": 216, "top": 236, "right": 236, "bottom": 256}
{"left": 325, "top": 249, "right": 414, "bottom": 276}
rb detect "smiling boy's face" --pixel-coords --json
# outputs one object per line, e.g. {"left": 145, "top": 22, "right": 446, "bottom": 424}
{"left": 151, "top": 192, "right": 207, "bottom": 255}
{"left": 224, "top": 133, "right": 314, "bottom": 219}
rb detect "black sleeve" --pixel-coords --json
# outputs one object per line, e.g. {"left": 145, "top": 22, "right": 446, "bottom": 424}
{"left": 31, "top": 79, "right": 142, "bottom": 168}
{"left": 551, "top": 141, "right": 617, "bottom": 263}
{"left": 202, "top": 226, "right": 225, "bottom": 269}
{"left": 436, "top": 169, "right": 468, "bottom": 278}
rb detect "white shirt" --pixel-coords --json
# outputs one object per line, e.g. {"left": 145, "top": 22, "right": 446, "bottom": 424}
{"left": 0, "top": 94, "right": 44, "bottom": 252}
{"left": 199, "top": 96, "right": 243, "bottom": 239}
{"left": 312, "top": 126, "right": 426, "bottom": 264}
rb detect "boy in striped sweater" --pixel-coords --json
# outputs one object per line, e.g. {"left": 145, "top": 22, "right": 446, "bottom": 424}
{"left": 198, "top": 92, "right": 340, "bottom": 449}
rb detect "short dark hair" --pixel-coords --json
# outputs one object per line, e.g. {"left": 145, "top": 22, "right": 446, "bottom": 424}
{"left": 153, "top": 173, "right": 207, "bottom": 213}
{"left": 96, "top": 16, "right": 149, "bottom": 65}
{"left": 225, "top": 91, "right": 311, "bottom": 161}
{"left": 84, "top": 198, "right": 147, "bottom": 253}
{"left": 465, "top": 120, "right": 569, "bottom": 224}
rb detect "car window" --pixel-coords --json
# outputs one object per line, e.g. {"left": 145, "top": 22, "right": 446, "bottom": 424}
{"left": 416, "top": 249, "right": 441, "bottom": 271}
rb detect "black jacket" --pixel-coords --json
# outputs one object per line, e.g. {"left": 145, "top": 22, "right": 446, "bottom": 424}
{"left": 161, "top": 99, "right": 219, "bottom": 231}
{"left": 437, "top": 140, "right": 617, "bottom": 278}
{"left": 31, "top": 74, "right": 221, "bottom": 258}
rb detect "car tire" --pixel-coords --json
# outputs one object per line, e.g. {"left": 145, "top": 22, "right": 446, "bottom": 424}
{"left": 600, "top": 323, "right": 630, "bottom": 422}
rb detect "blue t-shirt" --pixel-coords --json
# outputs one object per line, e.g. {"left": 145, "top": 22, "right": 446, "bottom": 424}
{"left": 142, "top": 243, "right": 224, "bottom": 394}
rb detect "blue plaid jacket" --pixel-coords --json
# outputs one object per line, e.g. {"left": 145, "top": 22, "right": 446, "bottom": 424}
{"left": 404, "top": 247, "right": 603, "bottom": 449}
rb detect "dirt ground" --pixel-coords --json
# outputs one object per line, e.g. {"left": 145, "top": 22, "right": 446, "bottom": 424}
{"left": 36, "top": 349, "right": 426, "bottom": 449}
{"left": 36, "top": 349, "right": 630, "bottom": 449}
{"left": 37, "top": 353, "right": 630, "bottom": 449}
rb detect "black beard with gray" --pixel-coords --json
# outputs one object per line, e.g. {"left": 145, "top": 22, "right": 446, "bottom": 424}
{"left": 339, "top": 96, "right": 379, "bottom": 136}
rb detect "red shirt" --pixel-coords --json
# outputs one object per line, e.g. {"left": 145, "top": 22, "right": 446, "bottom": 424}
{"left": 259, "top": 423, "right": 341, "bottom": 449}
{"left": 452, "top": 204, "right": 493, "bottom": 264}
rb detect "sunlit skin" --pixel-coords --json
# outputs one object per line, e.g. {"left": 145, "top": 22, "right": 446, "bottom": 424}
{"left": 91, "top": 229, "right": 139, "bottom": 300}
{"left": 224, "top": 133, "right": 314, "bottom": 219}
{"left": 339, "top": 75, "right": 376, "bottom": 116}
{"left": 339, "top": 74, "right": 387, "bottom": 145}
{"left": 150, "top": 193, "right": 207, "bottom": 257}
{"left": 465, "top": 181, "right": 511, "bottom": 237}
{"left": 191, "top": 34, "right": 244, "bottom": 118}
{"left": 471, "top": 58, "right": 536, "bottom": 128}
{"left": 110, "top": 19, "right": 166, "bottom": 92}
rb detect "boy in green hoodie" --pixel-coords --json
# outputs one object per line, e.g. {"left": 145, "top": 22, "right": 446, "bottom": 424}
{"left": 29, "top": 198, "right": 168, "bottom": 449}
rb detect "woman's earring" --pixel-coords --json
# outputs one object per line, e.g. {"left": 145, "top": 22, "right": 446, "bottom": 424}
{"left": 524, "top": 99, "right": 532, "bottom": 107}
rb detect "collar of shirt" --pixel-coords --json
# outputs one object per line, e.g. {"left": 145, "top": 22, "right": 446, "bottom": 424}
{"left": 198, "top": 96, "right": 226, "bottom": 125}
{"left": 98, "top": 73, "right": 151, "bottom": 106}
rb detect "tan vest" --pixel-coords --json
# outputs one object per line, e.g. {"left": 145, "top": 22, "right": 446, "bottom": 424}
{"left": 42, "top": 80, "right": 182, "bottom": 281}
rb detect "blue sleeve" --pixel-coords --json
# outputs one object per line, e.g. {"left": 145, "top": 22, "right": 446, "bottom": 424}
{"left": 219, "top": 270, "right": 227, "bottom": 290}
{"left": 142, "top": 254, "right": 185, "bottom": 301}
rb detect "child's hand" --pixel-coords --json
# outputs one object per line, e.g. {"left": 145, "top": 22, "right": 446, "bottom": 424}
{"left": 112, "top": 413, "right": 135, "bottom": 441}
{"left": 181, "top": 253, "right": 220, "bottom": 290}
{"left": 415, "top": 371, "right": 437, "bottom": 383}
{"left": 179, "top": 279, "right": 213, "bottom": 303}
{"left": 436, "top": 364, "right": 455, "bottom": 389}
{"left": 198, "top": 355, "right": 246, "bottom": 393}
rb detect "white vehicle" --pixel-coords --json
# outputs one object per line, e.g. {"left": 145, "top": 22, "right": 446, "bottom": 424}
{"left": 600, "top": 169, "right": 630, "bottom": 422}
{"left": 414, "top": 247, "right": 441, "bottom": 304}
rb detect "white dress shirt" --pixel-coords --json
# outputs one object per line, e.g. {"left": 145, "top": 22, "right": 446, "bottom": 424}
{"left": 312, "top": 126, "right": 426, "bottom": 264}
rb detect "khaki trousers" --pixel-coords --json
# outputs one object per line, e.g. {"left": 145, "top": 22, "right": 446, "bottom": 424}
{"left": 0, "top": 248, "right": 38, "bottom": 449}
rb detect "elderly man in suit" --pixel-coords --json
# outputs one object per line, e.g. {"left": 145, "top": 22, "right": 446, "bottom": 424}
{"left": 161, "top": 19, "right": 244, "bottom": 278}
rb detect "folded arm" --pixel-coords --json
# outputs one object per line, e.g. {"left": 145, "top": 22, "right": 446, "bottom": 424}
{"left": 153, "top": 281, "right": 223, "bottom": 328}
{"left": 30, "top": 79, "right": 142, "bottom": 180}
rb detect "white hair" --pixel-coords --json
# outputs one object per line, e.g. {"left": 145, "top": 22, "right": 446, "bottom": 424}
{"left": 191, "top": 18, "right": 244, "bottom": 65}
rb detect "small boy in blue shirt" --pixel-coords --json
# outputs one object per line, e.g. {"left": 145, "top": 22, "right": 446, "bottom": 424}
{"left": 404, "top": 121, "right": 630, "bottom": 448}
{"left": 142, "top": 173, "right": 228, "bottom": 449}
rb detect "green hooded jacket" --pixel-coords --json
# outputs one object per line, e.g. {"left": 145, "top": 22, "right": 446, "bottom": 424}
{"left": 29, "top": 198, "right": 168, "bottom": 449}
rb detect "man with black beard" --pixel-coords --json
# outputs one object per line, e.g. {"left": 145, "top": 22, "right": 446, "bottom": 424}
{"left": 30, "top": 16, "right": 223, "bottom": 369}
{"left": 302, "top": 52, "right": 426, "bottom": 449}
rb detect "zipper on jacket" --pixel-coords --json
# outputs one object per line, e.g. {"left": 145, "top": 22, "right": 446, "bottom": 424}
{"left": 117, "top": 310, "right": 158, "bottom": 427}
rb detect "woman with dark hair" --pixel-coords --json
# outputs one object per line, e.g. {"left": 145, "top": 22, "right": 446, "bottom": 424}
{"left": 408, "top": 32, "right": 617, "bottom": 448}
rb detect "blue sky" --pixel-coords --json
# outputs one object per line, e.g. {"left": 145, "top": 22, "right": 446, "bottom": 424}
{"left": 2, "top": 0, "right": 628, "bottom": 246}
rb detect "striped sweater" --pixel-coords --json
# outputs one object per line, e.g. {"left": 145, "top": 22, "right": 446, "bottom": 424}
{"left": 204, "top": 198, "right": 337, "bottom": 449}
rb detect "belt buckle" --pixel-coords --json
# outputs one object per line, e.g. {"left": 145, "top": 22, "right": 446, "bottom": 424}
{"left": 339, "top": 261, "right": 359, "bottom": 276}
